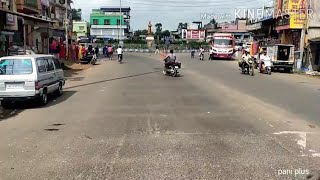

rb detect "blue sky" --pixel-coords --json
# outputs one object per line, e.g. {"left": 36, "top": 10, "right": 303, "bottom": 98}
{"left": 73, "top": 0, "right": 273, "bottom": 31}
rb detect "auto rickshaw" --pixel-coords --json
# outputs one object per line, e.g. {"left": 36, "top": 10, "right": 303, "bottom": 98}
{"left": 265, "top": 44, "right": 295, "bottom": 73}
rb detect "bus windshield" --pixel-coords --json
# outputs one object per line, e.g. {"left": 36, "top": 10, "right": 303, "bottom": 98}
{"left": 213, "top": 38, "right": 233, "bottom": 47}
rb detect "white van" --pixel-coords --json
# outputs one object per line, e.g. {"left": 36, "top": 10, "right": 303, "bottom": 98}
{"left": 0, "top": 55, "right": 65, "bottom": 108}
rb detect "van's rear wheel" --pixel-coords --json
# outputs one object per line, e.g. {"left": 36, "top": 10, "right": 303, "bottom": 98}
{"left": 39, "top": 90, "right": 48, "bottom": 106}
{"left": 55, "top": 83, "right": 63, "bottom": 97}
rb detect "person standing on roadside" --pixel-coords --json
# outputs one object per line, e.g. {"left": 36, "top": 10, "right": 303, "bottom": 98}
{"left": 108, "top": 45, "right": 113, "bottom": 60}
{"left": 95, "top": 46, "right": 99, "bottom": 60}
{"left": 155, "top": 45, "right": 160, "bottom": 54}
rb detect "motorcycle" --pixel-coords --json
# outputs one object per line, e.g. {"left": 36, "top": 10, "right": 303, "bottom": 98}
{"left": 240, "top": 57, "right": 255, "bottom": 76}
{"left": 118, "top": 54, "right": 123, "bottom": 64}
{"left": 259, "top": 57, "right": 272, "bottom": 75}
{"left": 163, "top": 60, "right": 181, "bottom": 77}
{"left": 199, "top": 53, "right": 204, "bottom": 61}
{"left": 80, "top": 51, "right": 96, "bottom": 65}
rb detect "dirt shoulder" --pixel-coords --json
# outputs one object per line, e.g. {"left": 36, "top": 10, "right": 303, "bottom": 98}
{"left": 61, "top": 60, "right": 92, "bottom": 78}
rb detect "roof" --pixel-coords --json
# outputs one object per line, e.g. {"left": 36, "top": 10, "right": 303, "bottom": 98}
{"left": 217, "top": 29, "right": 248, "bottom": 33}
{"left": 0, "top": 54, "right": 54, "bottom": 59}
{"left": 100, "top": 6, "right": 131, "bottom": 11}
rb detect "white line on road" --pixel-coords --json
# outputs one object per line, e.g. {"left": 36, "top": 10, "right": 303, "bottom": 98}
{"left": 274, "top": 131, "right": 307, "bottom": 150}
{"left": 266, "top": 122, "right": 274, "bottom": 128}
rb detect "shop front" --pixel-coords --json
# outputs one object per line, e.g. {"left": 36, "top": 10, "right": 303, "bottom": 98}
{"left": 0, "top": 10, "right": 22, "bottom": 57}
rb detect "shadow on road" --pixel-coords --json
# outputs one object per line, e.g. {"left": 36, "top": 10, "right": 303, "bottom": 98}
{"left": 0, "top": 91, "right": 77, "bottom": 121}
{"left": 65, "top": 70, "right": 161, "bottom": 90}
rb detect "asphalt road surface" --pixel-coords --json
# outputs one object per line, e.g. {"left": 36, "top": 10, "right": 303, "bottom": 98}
{"left": 1, "top": 53, "right": 320, "bottom": 180}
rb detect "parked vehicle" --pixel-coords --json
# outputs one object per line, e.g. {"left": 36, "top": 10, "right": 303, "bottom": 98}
{"left": 0, "top": 55, "right": 65, "bottom": 108}
{"left": 265, "top": 44, "right": 295, "bottom": 72}
{"left": 163, "top": 61, "right": 181, "bottom": 77}
{"left": 80, "top": 51, "right": 96, "bottom": 65}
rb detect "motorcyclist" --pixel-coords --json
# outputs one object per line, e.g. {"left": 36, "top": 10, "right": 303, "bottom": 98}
{"left": 259, "top": 50, "right": 270, "bottom": 70}
{"left": 163, "top": 49, "right": 176, "bottom": 69}
{"left": 199, "top": 47, "right": 205, "bottom": 59}
{"left": 117, "top": 46, "right": 123, "bottom": 62}
{"left": 240, "top": 50, "right": 251, "bottom": 70}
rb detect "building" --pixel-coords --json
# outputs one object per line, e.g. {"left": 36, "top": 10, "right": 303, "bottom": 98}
{"left": 246, "top": 7, "right": 278, "bottom": 41}
{"left": 217, "top": 19, "right": 251, "bottom": 42}
{"left": 306, "top": 0, "right": 320, "bottom": 71}
{"left": 90, "top": 7, "right": 131, "bottom": 40}
{"left": 274, "top": 0, "right": 305, "bottom": 50}
{"left": 73, "top": 21, "right": 90, "bottom": 38}
{"left": 0, "top": 0, "right": 72, "bottom": 56}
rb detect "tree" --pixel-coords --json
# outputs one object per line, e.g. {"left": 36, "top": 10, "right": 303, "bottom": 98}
{"left": 162, "top": 30, "right": 171, "bottom": 37}
{"left": 71, "top": 8, "right": 82, "bottom": 21}
{"left": 134, "top": 29, "right": 148, "bottom": 37}
{"left": 155, "top": 23, "right": 162, "bottom": 33}
{"left": 209, "top": 19, "right": 217, "bottom": 25}
{"left": 178, "top": 22, "right": 187, "bottom": 30}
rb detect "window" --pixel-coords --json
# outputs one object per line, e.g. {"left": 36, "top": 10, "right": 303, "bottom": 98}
{"left": 47, "top": 59, "right": 55, "bottom": 71}
{"left": 53, "top": 58, "right": 61, "bottom": 69}
{"left": 0, "top": 59, "right": 33, "bottom": 75}
{"left": 93, "top": 19, "right": 98, "bottom": 25}
{"left": 104, "top": 19, "right": 110, "bottom": 25}
{"left": 79, "top": 26, "right": 84, "bottom": 31}
{"left": 37, "top": 58, "right": 48, "bottom": 73}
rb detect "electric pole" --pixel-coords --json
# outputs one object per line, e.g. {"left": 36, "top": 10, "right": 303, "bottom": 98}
{"left": 65, "top": 0, "right": 68, "bottom": 60}
{"left": 119, "top": 0, "right": 122, "bottom": 45}
{"left": 299, "top": 0, "right": 310, "bottom": 71}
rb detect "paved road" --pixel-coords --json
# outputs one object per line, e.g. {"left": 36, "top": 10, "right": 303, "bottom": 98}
{"left": 0, "top": 53, "right": 320, "bottom": 179}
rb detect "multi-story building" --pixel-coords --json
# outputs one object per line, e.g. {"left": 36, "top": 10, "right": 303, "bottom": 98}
{"left": 274, "top": 0, "right": 304, "bottom": 50}
{"left": 0, "top": 0, "right": 72, "bottom": 56}
{"left": 216, "top": 19, "right": 251, "bottom": 42}
{"left": 73, "top": 21, "right": 90, "bottom": 38}
{"left": 90, "top": 7, "right": 131, "bottom": 40}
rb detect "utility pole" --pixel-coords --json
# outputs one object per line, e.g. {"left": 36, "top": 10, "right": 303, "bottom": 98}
{"left": 299, "top": 0, "right": 310, "bottom": 71}
{"left": 119, "top": 0, "right": 122, "bottom": 45}
{"left": 65, "top": 0, "right": 68, "bottom": 60}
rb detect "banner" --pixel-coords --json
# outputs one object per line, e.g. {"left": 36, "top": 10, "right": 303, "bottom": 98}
{"left": 184, "top": 30, "right": 205, "bottom": 39}
{"left": 288, "top": 0, "right": 306, "bottom": 29}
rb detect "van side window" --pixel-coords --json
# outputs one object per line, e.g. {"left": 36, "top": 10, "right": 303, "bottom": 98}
{"left": 47, "top": 59, "right": 55, "bottom": 71}
{"left": 53, "top": 58, "right": 61, "bottom": 69}
{"left": 37, "top": 59, "right": 47, "bottom": 73}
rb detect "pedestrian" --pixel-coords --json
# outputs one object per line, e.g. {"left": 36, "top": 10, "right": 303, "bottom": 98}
{"left": 103, "top": 45, "right": 107, "bottom": 58}
{"left": 155, "top": 45, "right": 159, "bottom": 54}
{"left": 75, "top": 43, "right": 79, "bottom": 63}
{"left": 78, "top": 45, "right": 83, "bottom": 61}
{"left": 108, "top": 45, "right": 113, "bottom": 60}
{"left": 191, "top": 48, "right": 195, "bottom": 58}
{"left": 95, "top": 45, "right": 99, "bottom": 60}
{"left": 209, "top": 47, "right": 214, "bottom": 60}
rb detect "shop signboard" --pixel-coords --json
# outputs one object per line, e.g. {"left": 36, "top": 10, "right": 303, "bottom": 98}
{"left": 288, "top": 0, "right": 306, "bottom": 29}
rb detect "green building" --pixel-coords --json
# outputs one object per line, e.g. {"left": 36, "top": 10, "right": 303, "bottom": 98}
{"left": 89, "top": 7, "right": 131, "bottom": 40}
{"left": 73, "top": 21, "right": 90, "bottom": 38}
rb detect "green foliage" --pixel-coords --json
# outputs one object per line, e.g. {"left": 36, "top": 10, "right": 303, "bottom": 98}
{"left": 72, "top": 9, "right": 82, "bottom": 21}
